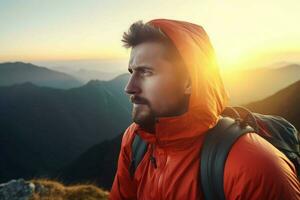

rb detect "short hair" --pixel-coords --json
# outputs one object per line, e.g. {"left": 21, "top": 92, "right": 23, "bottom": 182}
{"left": 121, "top": 20, "right": 185, "bottom": 67}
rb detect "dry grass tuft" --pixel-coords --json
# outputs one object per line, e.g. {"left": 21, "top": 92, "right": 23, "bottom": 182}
{"left": 28, "top": 178, "right": 109, "bottom": 200}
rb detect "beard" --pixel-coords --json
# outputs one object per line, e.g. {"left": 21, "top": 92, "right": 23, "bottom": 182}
{"left": 130, "top": 96, "right": 156, "bottom": 129}
{"left": 132, "top": 103, "right": 155, "bottom": 124}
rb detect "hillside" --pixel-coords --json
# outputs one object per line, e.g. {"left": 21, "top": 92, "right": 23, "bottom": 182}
{"left": 58, "top": 133, "right": 123, "bottom": 190}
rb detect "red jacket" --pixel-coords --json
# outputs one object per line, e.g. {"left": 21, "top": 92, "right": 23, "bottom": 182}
{"left": 110, "top": 19, "right": 300, "bottom": 200}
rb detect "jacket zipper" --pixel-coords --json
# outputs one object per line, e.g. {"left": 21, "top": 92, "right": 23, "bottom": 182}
{"left": 150, "top": 143, "right": 167, "bottom": 200}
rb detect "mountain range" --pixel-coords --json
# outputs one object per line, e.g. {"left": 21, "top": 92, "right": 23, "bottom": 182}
{"left": 0, "top": 75, "right": 131, "bottom": 184}
{"left": 2, "top": 61, "right": 299, "bottom": 106}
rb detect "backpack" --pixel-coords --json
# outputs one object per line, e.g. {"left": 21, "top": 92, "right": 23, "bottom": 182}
{"left": 128, "top": 106, "right": 300, "bottom": 200}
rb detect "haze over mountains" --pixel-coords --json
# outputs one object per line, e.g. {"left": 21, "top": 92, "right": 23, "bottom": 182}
{"left": 60, "top": 68, "right": 119, "bottom": 82}
{"left": 34, "top": 59, "right": 128, "bottom": 82}
{"left": 222, "top": 63, "right": 300, "bottom": 105}
{"left": 0, "top": 62, "right": 83, "bottom": 89}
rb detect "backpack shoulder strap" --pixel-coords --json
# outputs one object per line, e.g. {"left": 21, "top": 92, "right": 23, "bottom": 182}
{"left": 200, "top": 117, "right": 255, "bottom": 200}
{"left": 129, "top": 134, "right": 148, "bottom": 178}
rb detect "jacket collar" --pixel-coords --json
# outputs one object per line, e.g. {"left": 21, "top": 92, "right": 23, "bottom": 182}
{"left": 133, "top": 110, "right": 220, "bottom": 149}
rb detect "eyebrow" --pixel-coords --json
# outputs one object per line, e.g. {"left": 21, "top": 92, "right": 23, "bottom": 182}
{"left": 128, "top": 65, "right": 154, "bottom": 72}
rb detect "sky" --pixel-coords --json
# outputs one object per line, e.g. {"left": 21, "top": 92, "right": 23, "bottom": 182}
{"left": 0, "top": 0, "right": 300, "bottom": 71}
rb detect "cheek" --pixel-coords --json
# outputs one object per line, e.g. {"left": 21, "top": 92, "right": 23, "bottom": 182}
{"left": 144, "top": 75, "right": 183, "bottom": 109}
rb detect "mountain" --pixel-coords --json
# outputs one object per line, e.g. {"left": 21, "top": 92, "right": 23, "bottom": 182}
{"left": 245, "top": 80, "right": 300, "bottom": 130}
{"left": 0, "top": 74, "right": 131, "bottom": 183}
{"left": 222, "top": 63, "right": 300, "bottom": 105}
{"left": 0, "top": 62, "right": 83, "bottom": 89}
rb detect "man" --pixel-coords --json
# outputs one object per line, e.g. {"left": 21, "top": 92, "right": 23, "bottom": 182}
{"left": 109, "top": 19, "right": 300, "bottom": 200}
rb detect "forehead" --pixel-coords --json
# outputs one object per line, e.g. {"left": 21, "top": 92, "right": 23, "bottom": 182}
{"left": 129, "top": 42, "right": 169, "bottom": 68}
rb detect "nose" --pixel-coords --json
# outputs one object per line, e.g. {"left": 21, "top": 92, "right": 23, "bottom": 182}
{"left": 124, "top": 74, "right": 141, "bottom": 95}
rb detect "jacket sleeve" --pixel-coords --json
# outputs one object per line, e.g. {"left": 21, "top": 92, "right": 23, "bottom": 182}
{"left": 224, "top": 132, "right": 300, "bottom": 200}
{"left": 109, "top": 126, "right": 137, "bottom": 200}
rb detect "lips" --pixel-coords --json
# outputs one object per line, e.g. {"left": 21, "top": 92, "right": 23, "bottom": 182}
{"left": 130, "top": 96, "right": 148, "bottom": 105}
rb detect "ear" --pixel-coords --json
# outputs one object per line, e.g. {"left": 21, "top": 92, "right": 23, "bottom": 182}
{"left": 184, "top": 77, "right": 192, "bottom": 95}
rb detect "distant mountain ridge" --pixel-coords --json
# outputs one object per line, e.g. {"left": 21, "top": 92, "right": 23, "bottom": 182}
{"left": 2, "top": 61, "right": 298, "bottom": 105}
{"left": 0, "top": 62, "right": 83, "bottom": 89}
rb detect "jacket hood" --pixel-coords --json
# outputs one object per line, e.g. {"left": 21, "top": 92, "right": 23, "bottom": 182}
{"left": 134, "top": 18, "right": 229, "bottom": 146}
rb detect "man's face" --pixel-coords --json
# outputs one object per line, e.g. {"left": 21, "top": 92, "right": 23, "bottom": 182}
{"left": 125, "top": 41, "right": 190, "bottom": 127}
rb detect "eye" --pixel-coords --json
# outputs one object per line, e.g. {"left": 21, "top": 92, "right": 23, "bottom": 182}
{"left": 140, "top": 69, "right": 153, "bottom": 76}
